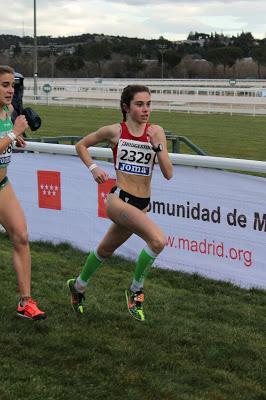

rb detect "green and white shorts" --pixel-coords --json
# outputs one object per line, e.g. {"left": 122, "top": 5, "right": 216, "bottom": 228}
{"left": 0, "top": 176, "right": 9, "bottom": 190}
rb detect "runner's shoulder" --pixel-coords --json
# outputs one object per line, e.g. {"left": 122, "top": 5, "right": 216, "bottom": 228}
{"left": 149, "top": 123, "right": 164, "bottom": 131}
{"left": 97, "top": 123, "right": 120, "bottom": 138}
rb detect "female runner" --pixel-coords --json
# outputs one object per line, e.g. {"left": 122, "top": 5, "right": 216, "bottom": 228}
{"left": 0, "top": 65, "right": 46, "bottom": 320}
{"left": 67, "top": 84, "right": 173, "bottom": 321}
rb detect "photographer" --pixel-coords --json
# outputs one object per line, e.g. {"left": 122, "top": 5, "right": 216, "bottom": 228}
{"left": 12, "top": 72, "right": 41, "bottom": 136}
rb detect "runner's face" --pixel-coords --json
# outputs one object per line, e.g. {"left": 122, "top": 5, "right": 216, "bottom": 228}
{"left": 0, "top": 73, "right": 14, "bottom": 107}
{"left": 127, "top": 91, "right": 151, "bottom": 123}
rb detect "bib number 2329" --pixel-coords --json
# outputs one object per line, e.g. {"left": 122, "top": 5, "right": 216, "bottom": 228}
{"left": 116, "top": 139, "right": 154, "bottom": 176}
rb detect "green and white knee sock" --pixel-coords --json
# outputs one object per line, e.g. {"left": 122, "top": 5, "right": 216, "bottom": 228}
{"left": 75, "top": 250, "right": 104, "bottom": 293}
{"left": 130, "top": 245, "right": 158, "bottom": 293}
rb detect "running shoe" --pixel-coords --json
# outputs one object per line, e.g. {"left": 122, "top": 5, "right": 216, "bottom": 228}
{"left": 125, "top": 289, "right": 145, "bottom": 321}
{"left": 17, "top": 298, "right": 46, "bottom": 320}
{"left": 67, "top": 278, "right": 85, "bottom": 314}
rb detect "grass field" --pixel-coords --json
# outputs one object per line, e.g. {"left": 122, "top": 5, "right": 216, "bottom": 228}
{"left": 27, "top": 105, "right": 266, "bottom": 161}
{"left": 1, "top": 106, "right": 265, "bottom": 399}
{"left": 0, "top": 233, "right": 265, "bottom": 400}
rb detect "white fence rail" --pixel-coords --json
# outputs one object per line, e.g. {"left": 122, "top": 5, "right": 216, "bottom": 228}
{"left": 22, "top": 77, "right": 266, "bottom": 116}
{"left": 23, "top": 142, "right": 266, "bottom": 174}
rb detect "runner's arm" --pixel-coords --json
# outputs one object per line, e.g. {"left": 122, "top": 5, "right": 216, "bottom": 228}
{"left": 147, "top": 125, "right": 173, "bottom": 180}
{"left": 75, "top": 124, "right": 118, "bottom": 183}
{"left": 0, "top": 107, "right": 28, "bottom": 153}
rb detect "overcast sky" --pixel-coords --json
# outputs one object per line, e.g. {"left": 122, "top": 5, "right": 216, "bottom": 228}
{"left": 1, "top": 0, "right": 266, "bottom": 41}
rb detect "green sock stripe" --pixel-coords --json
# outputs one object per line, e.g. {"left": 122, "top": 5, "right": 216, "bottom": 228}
{"left": 133, "top": 248, "right": 156, "bottom": 286}
{"left": 79, "top": 251, "right": 103, "bottom": 282}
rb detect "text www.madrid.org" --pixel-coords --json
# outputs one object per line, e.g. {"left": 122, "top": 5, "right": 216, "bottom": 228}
{"left": 166, "top": 236, "right": 253, "bottom": 267}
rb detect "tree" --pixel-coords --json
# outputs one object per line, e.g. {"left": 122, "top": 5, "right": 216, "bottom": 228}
{"left": 208, "top": 32, "right": 225, "bottom": 49}
{"left": 75, "top": 44, "right": 85, "bottom": 58}
{"left": 251, "top": 46, "right": 266, "bottom": 78}
{"left": 13, "top": 43, "right": 21, "bottom": 56}
{"left": 83, "top": 41, "right": 111, "bottom": 76}
{"left": 124, "top": 57, "right": 145, "bottom": 78}
{"left": 232, "top": 32, "right": 255, "bottom": 56}
{"left": 187, "top": 31, "right": 210, "bottom": 41}
{"left": 55, "top": 55, "right": 85, "bottom": 72}
{"left": 0, "top": 31, "right": 264, "bottom": 79}
{"left": 207, "top": 46, "right": 243, "bottom": 76}
{"left": 163, "top": 50, "right": 181, "bottom": 68}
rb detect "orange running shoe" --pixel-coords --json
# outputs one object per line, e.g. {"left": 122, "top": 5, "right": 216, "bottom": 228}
{"left": 17, "top": 298, "right": 46, "bottom": 320}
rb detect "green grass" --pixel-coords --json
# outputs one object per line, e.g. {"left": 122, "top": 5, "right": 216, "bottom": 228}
{"left": 0, "top": 233, "right": 265, "bottom": 400}
{"left": 27, "top": 105, "right": 266, "bottom": 160}
{"left": 7, "top": 105, "right": 265, "bottom": 398}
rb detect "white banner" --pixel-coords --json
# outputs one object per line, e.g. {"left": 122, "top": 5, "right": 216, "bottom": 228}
{"left": 8, "top": 152, "right": 266, "bottom": 289}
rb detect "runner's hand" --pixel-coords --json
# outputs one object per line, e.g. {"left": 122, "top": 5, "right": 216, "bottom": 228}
{"left": 91, "top": 167, "right": 109, "bottom": 184}
{"left": 15, "top": 136, "right": 26, "bottom": 148}
{"left": 146, "top": 125, "right": 163, "bottom": 147}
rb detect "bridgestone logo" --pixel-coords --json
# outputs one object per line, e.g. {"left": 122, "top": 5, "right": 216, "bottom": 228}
{"left": 121, "top": 141, "right": 151, "bottom": 150}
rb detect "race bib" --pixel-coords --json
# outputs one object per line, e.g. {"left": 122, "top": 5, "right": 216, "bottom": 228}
{"left": 116, "top": 138, "right": 155, "bottom": 176}
{"left": 0, "top": 115, "right": 14, "bottom": 168}
{"left": 0, "top": 132, "right": 13, "bottom": 168}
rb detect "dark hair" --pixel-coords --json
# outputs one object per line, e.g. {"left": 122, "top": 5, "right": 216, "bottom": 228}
{"left": 0, "top": 65, "right": 14, "bottom": 76}
{"left": 120, "top": 85, "right": 151, "bottom": 121}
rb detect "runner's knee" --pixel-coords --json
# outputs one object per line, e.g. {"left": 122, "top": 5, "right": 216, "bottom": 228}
{"left": 97, "top": 244, "right": 113, "bottom": 259}
{"left": 149, "top": 234, "right": 166, "bottom": 254}
{"left": 11, "top": 229, "right": 29, "bottom": 248}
